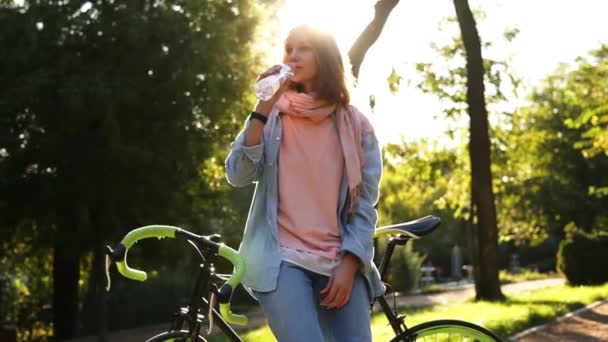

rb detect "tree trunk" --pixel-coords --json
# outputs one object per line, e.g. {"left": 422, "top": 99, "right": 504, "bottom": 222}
{"left": 452, "top": 0, "right": 504, "bottom": 301}
{"left": 53, "top": 204, "right": 90, "bottom": 339}
{"left": 52, "top": 220, "right": 81, "bottom": 339}
{"left": 465, "top": 195, "right": 478, "bottom": 281}
{"left": 80, "top": 217, "right": 109, "bottom": 342}
{"left": 92, "top": 203, "right": 115, "bottom": 342}
{"left": 349, "top": 0, "right": 400, "bottom": 79}
{"left": 91, "top": 236, "right": 108, "bottom": 342}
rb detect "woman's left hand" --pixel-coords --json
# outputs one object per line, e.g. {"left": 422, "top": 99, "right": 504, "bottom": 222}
{"left": 320, "top": 253, "right": 360, "bottom": 309}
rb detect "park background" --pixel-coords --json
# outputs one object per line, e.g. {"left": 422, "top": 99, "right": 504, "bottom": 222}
{"left": 1, "top": 0, "right": 607, "bottom": 341}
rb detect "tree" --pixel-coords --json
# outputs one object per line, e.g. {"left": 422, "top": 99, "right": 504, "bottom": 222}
{"left": 503, "top": 45, "right": 608, "bottom": 242}
{"left": 379, "top": 140, "right": 471, "bottom": 280}
{"left": 350, "top": 0, "right": 505, "bottom": 300}
{"left": 0, "top": 0, "right": 263, "bottom": 339}
{"left": 348, "top": 0, "right": 400, "bottom": 79}
{"left": 452, "top": 0, "right": 503, "bottom": 300}
{"left": 566, "top": 45, "right": 608, "bottom": 160}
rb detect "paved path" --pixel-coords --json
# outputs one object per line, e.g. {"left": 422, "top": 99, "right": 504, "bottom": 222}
{"left": 513, "top": 300, "right": 608, "bottom": 342}
{"left": 68, "top": 278, "right": 566, "bottom": 342}
{"left": 392, "top": 278, "right": 564, "bottom": 308}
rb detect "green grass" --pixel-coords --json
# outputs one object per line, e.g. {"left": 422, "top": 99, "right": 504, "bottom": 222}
{"left": 209, "top": 283, "right": 608, "bottom": 341}
{"left": 499, "top": 269, "right": 554, "bottom": 284}
{"left": 418, "top": 283, "right": 446, "bottom": 294}
{"left": 372, "top": 282, "right": 608, "bottom": 341}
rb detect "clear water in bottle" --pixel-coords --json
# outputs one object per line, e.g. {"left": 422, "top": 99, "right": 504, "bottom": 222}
{"left": 254, "top": 64, "right": 293, "bottom": 101}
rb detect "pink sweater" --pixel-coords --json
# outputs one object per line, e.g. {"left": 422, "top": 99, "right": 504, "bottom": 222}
{"left": 277, "top": 114, "right": 344, "bottom": 259}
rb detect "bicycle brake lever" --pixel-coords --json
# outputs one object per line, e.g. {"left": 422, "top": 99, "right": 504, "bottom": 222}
{"left": 104, "top": 246, "right": 113, "bottom": 292}
{"left": 207, "top": 292, "right": 217, "bottom": 335}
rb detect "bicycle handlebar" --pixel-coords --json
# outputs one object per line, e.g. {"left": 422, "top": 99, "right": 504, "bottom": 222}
{"left": 217, "top": 245, "right": 248, "bottom": 326}
{"left": 114, "top": 225, "right": 178, "bottom": 281}
{"left": 109, "top": 225, "right": 248, "bottom": 326}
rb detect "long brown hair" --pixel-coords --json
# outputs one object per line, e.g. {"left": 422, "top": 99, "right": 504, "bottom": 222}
{"left": 285, "top": 25, "right": 350, "bottom": 108}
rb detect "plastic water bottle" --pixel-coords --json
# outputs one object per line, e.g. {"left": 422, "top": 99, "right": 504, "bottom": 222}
{"left": 254, "top": 64, "right": 293, "bottom": 101}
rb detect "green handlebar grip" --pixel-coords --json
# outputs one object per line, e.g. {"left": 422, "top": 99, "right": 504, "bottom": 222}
{"left": 218, "top": 245, "right": 245, "bottom": 288}
{"left": 217, "top": 245, "right": 248, "bottom": 325}
{"left": 115, "top": 261, "right": 147, "bottom": 281}
{"left": 220, "top": 303, "right": 248, "bottom": 326}
{"left": 117, "top": 225, "right": 179, "bottom": 281}
{"left": 121, "top": 225, "right": 178, "bottom": 248}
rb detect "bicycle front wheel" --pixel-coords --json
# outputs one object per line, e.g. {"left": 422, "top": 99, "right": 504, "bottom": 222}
{"left": 145, "top": 330, "right": 207, "bottom": 342}
{"left": 394, "top": 319, "right": 502, "bottom": 342}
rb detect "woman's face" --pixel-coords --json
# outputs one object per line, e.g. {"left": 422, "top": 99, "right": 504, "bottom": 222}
{"left": 283, "top": 29, "right": 318, "bottom": 91}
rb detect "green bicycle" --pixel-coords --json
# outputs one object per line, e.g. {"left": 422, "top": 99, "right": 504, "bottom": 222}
{"left": 106, "top": 215, "right": 503, "bottom": 341}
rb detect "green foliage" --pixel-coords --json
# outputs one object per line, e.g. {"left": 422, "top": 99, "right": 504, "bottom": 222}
{"left": 386, "top": 68, "right": 402, "bottom": 95}
{"left": 498, "top": 270, "right": 552, "bottom": 284}
{"left": 369, "top": 94, "right": 376, "bottom": 111}
{"left": 0, "top": 0, "right": 267, "bottom": 338}
{"left": 413, "top": 19, "right": 608, "bottom": 245}
{"left": 557, "top": 223, "right": 608, "bottom": 285}
{"left": 379, "top": 140, "right": 473, "bottom": 276}
{"left": 388, "top": 17, "right": 608, "bottom": 288}
{"left": 506, "top": 237, "right": 560, "bottom": 272}
{"left": 0, "top": 228, "right": 53, "bottom": 341}
{"left": 415, "top": 19, "right": 520, "bottom": 122}
{"left": 383, "top": 10, "right": 608, "bottom": 286}
{"left": 0, "top": 0, "right": 263, "bottom": 240}
{"left": 86, "top": 267, "right": 191, "bottom": 332}
{"left": 502, "top": 46, "right": 608, "bottom": 243}
{"left": 563, "top": 45, "right": 608, "bottom": 158}
{"left": 377, "top": 239, "right": 425, "bottom": 294}
{"left": 411, "top": 13, "right": 527, "bottom": 244}
{"left": 380, "top": 141, "right": 468, "bottom": 224}
{"left": 378, "top": 139, "right": 474, "bottom": 289}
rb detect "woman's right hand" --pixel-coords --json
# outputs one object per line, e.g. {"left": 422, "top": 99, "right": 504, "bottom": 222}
{"left": 254, "top": 64, "right": 291, "bottom": 115}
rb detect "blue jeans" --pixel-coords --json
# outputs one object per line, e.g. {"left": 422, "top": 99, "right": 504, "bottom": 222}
{"left": 253, "top": 261, "right": 372, "bottom": 342}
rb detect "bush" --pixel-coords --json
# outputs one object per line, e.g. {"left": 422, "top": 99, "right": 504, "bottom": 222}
{"left": 379, "top": 240, "right": 425, "bottom": 293}
{"left": 509, "top": 236, "right": 559, "bottom": 272}
{"left": 0, "top": 239, "right": 53, "bottom": 342}
{"left": 499, "top": 269, "right": 552, "bottom": 284}
{"left": 79, "top": 267, "right": 191, "bottom": 334}
{"left": 557, "top": 225, "right": 608, "bottom": 285}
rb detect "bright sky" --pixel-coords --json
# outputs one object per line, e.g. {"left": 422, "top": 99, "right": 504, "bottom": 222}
{"left": 273, "top": 0, "right": 608, "bottom": 145}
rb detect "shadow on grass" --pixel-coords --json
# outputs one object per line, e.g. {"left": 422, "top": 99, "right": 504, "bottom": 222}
{"left": 476, "top": 298, "right": 588, "bottom": 338}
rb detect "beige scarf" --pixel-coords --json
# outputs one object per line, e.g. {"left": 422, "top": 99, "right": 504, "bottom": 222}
{"left": 276, "top": 90, "right": 371, "bottom": 213}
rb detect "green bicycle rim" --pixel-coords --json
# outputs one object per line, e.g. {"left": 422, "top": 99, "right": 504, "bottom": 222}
{"left": 397, "top": 320, "right": 501, "bottom": 342}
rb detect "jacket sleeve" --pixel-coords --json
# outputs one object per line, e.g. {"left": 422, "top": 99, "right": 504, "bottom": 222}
{"left": 225, "top": 118, "right": 265, "bottom": 187}
{"left": 341, "top": 129, "right": 382, "bottom": 273}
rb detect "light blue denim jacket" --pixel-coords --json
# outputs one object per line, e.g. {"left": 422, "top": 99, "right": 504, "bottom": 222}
{"left": 225, "top": 106, "right": 386, "bottom": 302}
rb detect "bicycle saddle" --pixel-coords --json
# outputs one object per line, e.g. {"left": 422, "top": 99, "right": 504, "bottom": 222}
{"left": 374, "top": 215, "right": 441, "bottom": 239}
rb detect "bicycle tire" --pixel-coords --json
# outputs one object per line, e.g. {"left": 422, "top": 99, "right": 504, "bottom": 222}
{"left": 145, "top": 330, "right": 208, "bottom": 342}
{"left": 393, "top": 319, "right": 503, "bottom": 342}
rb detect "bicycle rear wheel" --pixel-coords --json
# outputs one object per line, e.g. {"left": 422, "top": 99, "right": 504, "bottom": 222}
{"left": 145, "top": 330, "right": 207, "bottom": 342}
{"left": 394, "top": 319, "right": 502, "bottom": 342}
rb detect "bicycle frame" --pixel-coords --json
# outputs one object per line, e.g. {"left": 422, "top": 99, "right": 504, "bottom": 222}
{"left": 169, "top": 236, "right": 412, "bottom": 341}
{"left": 142, "top": 232, "right": 417, "bottom": 341}
{"left": 188, "top": 236, "right": 414, "bottom": 341}
{"left": 373, "top": 235, "right": 413, "bottom": 337}
{"left": 109, "top": 217, "right": 507, "bottom": 341}
{"left": 169, "top": 240, "right": 243, "bottom": 342}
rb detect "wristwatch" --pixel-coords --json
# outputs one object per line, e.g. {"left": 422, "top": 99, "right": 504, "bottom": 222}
{"left": 249, "top": 111, "right": 268, "bottom": 124}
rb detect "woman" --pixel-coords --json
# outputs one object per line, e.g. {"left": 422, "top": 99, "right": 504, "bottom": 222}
{"left": 225, "top": 25, "right": 385, "bottom": 341}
